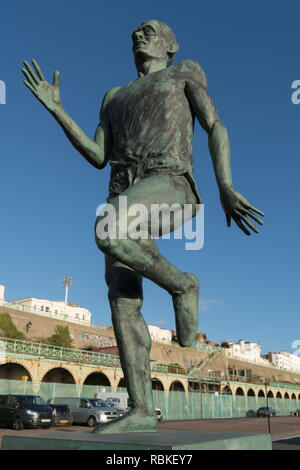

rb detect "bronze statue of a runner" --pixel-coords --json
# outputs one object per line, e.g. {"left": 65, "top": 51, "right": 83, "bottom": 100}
{"left": 22, "top": 19, "right": 264, "bottom": 433}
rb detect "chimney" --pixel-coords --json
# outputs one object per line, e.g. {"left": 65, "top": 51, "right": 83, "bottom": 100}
{"left": 0, "top": 285, "right": 5, "bottom": 302}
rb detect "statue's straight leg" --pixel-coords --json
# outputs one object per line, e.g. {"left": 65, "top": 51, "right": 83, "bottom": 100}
{"left": 92, "top": 255, "right": 157, "bottom": 434}
{"left": 106, "top": 255, "right": 155, "bottom": 416}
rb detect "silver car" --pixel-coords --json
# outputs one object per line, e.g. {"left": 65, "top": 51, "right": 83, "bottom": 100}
{"left": 49, "top": 397, "right": 119, "bottom": 427}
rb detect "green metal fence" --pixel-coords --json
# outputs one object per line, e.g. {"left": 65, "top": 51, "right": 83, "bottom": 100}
{"left": 152, "top": 390, "right": 299, "bottom": 420}
{"left": 0, "top": 379, "right": 298, "bottom": 420}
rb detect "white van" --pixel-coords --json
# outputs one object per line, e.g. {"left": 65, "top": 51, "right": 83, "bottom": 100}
{"left": 96, "top": 392, "right": 129, "bottom": 410}
{"left": 48, "top": 397, "right": 119, "bottom": 427}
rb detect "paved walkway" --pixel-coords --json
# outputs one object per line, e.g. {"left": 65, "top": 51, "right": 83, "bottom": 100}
{"left": 159, "top": 416, "right": 300, "bottom": 450}
{"left": 0, "top": 416, "right": 299, "bottom": 450}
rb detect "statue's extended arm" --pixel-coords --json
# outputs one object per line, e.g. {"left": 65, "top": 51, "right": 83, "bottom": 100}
{"left": 22, "top": 60, "right": 113, "bottom": 170}
{"left": 185, "top": 61, "right": 264, "bottom": 235}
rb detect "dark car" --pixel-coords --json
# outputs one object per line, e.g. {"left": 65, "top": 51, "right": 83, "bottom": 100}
{"left": 0, "top": 394, "right": 54, "bottom": 430}
{"left": 257, "top": 407, "right": 277, "bottom": 418}
{"left": 48, "top": 404, "right": 73, "bottom": 426}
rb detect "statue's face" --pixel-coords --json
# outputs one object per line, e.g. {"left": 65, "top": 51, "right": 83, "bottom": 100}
{"left": 132, "top": 20, "right": 169, "bottom": 62}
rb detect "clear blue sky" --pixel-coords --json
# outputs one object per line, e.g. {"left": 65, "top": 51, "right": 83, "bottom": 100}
{"left": 1, "top": 0, "right": 299, "bottom": 355}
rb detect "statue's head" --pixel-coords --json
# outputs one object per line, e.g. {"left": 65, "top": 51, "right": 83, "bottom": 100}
{"left": 132, "top": 20, "right": 179, "bottom": 69}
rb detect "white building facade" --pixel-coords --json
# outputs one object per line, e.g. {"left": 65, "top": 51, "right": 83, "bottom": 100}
{"left": 148, "top": 325, "right": 172, "bottom": 342}
{"left": 269, "top": 351, "right": 300, "bottom": 373}
{"left": 224, "top": 339, "right": 263, "bottom": 364}
{"left": 14, "top": 297, "right": 91, "bottom": 325}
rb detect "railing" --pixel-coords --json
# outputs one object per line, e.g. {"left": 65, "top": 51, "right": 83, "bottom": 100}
{"left": 0, "top": 300, "right": 96, "bottom": 327}
{"left": 192, "top": 341, "right": 222, "bottom": 354}
{"left": 0, "top": 336, "right": 121, "bottom": 367}
{"left": 269, "top": 380, "right": 300, "bottom": 391}
{"left": 152, "top": 363, "right": 186, "bottom": 375}
{"left": 188, "top": 373, "right": 300, "bottom": 393}
{"left": 226, "top": 352, "right": 300, "bottom": 376}
{"left": 0, "top": 336, "right": 181, "bottom": 375}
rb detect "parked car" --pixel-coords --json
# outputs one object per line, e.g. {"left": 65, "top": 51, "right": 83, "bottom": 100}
{"left": 48, "top": 404, "right": 73, "bottom": 426}
{"left": 124, "top": 406, "right": 163, "bottom": 421}
{"left": 0, "top": 394, "right": 54, "bottom": 430}
{"left": 48, "top": 397, "right": 119, "bottom": 427}
{"left": 257, "top": 407, "right": 277, "bottom": 417}
{"left": 155, "top": 408, "right": 163, "bottom": 422}
{"left": 88, "top": 398, "right": 123, "bottom": 419}
{"left": 105, "top": 402, "right": 127, "bottom": 418}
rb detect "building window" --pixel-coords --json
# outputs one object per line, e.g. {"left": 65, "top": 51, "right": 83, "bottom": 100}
{"left": 40, "top": 306, "right": 44, "bottom": 312}
{"left": 45, "top": 307, "right": 49, "bottom": 312}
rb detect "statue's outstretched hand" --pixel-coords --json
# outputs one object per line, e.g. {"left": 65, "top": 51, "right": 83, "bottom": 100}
{"left": 220, "top": 186, "right": 264, "bottom": 236}
{"left": 22, "top": 59, "right": 61, "bottom": 113}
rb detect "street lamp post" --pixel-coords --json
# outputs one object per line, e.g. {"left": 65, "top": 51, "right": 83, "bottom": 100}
{"left": 62, "top": 274, "right": 72, "bottom": 315}
{"left": 262, "top": 377, "right": 271, "bottom": 434}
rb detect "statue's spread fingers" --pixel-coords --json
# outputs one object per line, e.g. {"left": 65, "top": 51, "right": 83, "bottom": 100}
{"left": 22, "top": 68, "right": 37, "bottom": 89}
{"left": 23, "top": 61, "right": 39, "bottom": 85}
{"left": 53, "top": 70, "right": 60, "bottom": 87}
{"left": 24, "top": 80, "right": 39, "bottom": 98}
{"left": 233, "top": 216, "right": 251, "bottom": 236}
{"left": 236, "top": 211, "right": 259, "bottom": 233}
{"left": 226, "top": 213, "right": 232, "bottom": 227}
{"left": 243, "top": 209, "right": 264, "bottom": 226}
{"left": 243, "top": 202, "right": 264, "bottom": 217}
{"left": 32, "top": 59, "right": 46, "bottom": 81}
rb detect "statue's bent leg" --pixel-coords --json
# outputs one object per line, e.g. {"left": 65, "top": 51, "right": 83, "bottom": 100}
{"left": 95, "top": 175, "right": 199, "bottom": 348}
{"left": 93, "top": 255, "right": 157, "bottom": 434}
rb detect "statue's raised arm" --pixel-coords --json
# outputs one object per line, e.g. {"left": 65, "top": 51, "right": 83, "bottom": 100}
{"left": 22, "top": 59, "right": 110, "bottom": 170}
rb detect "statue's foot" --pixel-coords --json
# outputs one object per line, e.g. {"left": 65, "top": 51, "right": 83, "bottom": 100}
{"left": 172, "top": 273, "right": 199, "bottom": 347}
{"left": 92, "top": 409, "right": 157, "bottom": 434}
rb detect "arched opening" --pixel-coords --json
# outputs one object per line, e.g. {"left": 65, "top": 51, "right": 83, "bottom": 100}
{"left": 117, "top": 378, "right": 127, "bottom": 389}
{"left": 169, "top": 381, "right": 185, "bottom": 392}
{"left": 298, "top": 394, "right": 300, "bottom": 400}
{"left": 42, "top": 367, "right": 75, "bottom": 384}
{"left": 247, "top": 388, "right": 255, "bottom": 397}
{"left": 267, "top": 391, "right": 274, "bottom": 398}
{"left": 236, "top": 387, "right": 245, "bottom": 396}
{"left": 83, "top": 372, "right": 111, "bottom": 387}
{"left": 284, "top": 392, "right": 290, "bottom": 399}
{"left": 222, "top": 385, "right": 232, "bottom": 395}
{"left": 276, "top": 391, "right": 282, "bottom": 399}
{"left": 258, "top": 389, "right": 265, "bottom": 398}
{"left": 0, "top": 363, "right": 32, "bottom": 381}
{"left": 152, "top": 378, "right": 164, "bottom": 391}
{"left": 291, "top": 393, "right": 296, "bottom": 400}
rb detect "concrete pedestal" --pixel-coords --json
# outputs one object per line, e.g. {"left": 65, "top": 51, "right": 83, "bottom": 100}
{"left": 1, "top": 429, "right": 272, "bottom": 450}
